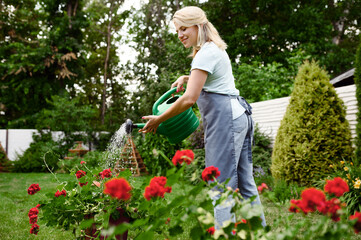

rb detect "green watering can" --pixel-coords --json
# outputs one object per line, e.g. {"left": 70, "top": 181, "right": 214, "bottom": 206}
{"left": 125, "top": 87, "right": 199, "bottom": 144}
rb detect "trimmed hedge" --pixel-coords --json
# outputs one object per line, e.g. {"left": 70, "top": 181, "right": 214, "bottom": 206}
{"left": 271, "top": 61, "right": 353, "bottom": 186}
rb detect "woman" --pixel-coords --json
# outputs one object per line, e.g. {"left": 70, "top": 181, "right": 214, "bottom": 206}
{"left": 139, "top": 6, "right": 266, "bottom": 228}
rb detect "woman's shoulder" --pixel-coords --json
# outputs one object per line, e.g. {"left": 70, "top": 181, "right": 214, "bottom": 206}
{"left": 196, "top": 42, "right": 222, "bottom": 58}
{"left": 201, "top": 41, "right": 220, "bottom": 51}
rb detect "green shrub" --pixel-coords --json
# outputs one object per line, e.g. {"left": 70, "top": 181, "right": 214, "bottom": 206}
{"left": 271, "top": 60, "right": 354, "bottom": 186}
{"left": 13, "top": 131, "right": 61, "bottom": 172}
{"left": 252, "top": 125, "right": 273, "bottom": 175}
{"left": 271, "top": 179, "right": 304, "bottom": 204}
{"left": 184, "top": 148, "right": 205, "bottom": 185}
{"left": 134, "top": 132, "right": 183, "bottom": 175}
{"left": 355, "top": 39, "right": 361, "bottom": 161}
{"left": 57, "top": 150, "right": 105, "bottom": 173}
{"left": 0, "top": 144, "right": 12, "bottom": 172}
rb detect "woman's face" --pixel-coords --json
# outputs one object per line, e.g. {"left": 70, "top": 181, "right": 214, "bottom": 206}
{"left": 174, "top": 22, "right": 198, "bottom": 48}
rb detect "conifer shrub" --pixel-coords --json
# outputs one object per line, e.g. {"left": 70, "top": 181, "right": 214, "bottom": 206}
{"left": 355, "top": 40, "right": 361, "bottom": 160}
{"left": 271, "top": 61, "right": 353, "bottom": 186}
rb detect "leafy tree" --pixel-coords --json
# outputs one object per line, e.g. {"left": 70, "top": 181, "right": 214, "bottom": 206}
{"left": 0, "top": 0, "right": 88, "bottom": 128}
{"left": 271, "top": 61, "right": 353, "bottom": 186}
{"left": 202, "top": 0, "right": 361, "bottom": 77}
{"left": 234, "top": 50, "right": 310, "bottom": 103}
{"left": 355, "top": 39, "right": 361, "bottom": 160}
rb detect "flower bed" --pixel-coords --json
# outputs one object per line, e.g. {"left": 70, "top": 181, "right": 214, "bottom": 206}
{"left": 26, "top": 149, "right": 361, "bottom": 239}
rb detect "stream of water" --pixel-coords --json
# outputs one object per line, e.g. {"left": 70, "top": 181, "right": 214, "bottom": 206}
{"left": 103, "top": 123, "right": 128, "bottom": 169}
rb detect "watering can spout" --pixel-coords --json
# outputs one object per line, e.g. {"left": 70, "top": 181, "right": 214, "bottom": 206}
{"left": 125, "top": 119, "right": 138, "bottom": 134}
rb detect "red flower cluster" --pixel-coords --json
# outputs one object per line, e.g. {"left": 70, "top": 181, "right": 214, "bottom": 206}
{"left": 172, "top": 149, "right": 195, "bottom": 166}
{"left": 55, "top": 189, "right": 67, "bottom": 197}
{"left": 257, "top": 183, "right": 269, "bottom": 193}
{"left": 28, "top": 205, "right": 40, "bottom": 235}
{"left": 144, "top": 176, "right": 172, "bottom": 201}
{"left": 289, "top": 181, "right": 346, "bottom": 222}
{"left": 289, "top": 188, "right": 326, "bottom": 214}
{"left": 104, "top": 178, "right": 132, "bottom": 200}
{"left": 324, "top": 177, "right": 349, "bottom": 197}
{"left": 76, "top": 170, "right": 86, "bottom": 179}
{"left": 80, "top": 160, "right": 86, "bottom": 164}
{"left": 206, "top": 226, "right": 215, "bottom": 235}
{"left": 27, "top": 183, "right": 41, "bottom": 195}
{"left": 99, "top": 168, "right": 112, "bottom": 179}
{"left": 202, "top": 166, "right": 220, "bottom": 182}
{"left": 350, "top": 212, "right": 361, "bottom": 233}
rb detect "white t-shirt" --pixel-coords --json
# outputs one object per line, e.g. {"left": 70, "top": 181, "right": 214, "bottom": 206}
{"left": 191, "top": 41, "right": 239, "bottom": 96}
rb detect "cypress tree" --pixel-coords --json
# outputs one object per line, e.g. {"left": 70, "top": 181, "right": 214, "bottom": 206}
{"left": 271, "top": 61, "right": 353, "bottom": 186}
{"left": 355, "top": 40, "right": 361, "bottom": 160}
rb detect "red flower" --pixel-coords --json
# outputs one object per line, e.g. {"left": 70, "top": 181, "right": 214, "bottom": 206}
{"left": 202, "top": 166, "right": 220, "bottom": 182}
{"left": 30, "top": 223, "right": 39, "bottom": 235}
{"left": 172, "top": 150, "right": 195, "bottom": 166}
{"left": 99, "top": 168, "right": 112, "bottom": 179}
{"left": 28, "top": 207, "right": 39, "bottom": 218}
{"left": 35, "top": 204, "right": 40, "bottom": 208}
{"left": 55, "top": 189, "right": 67, "bottom": 197}
{"left": 324, "top": 177, "right": 349, "bottom": 197}
{"left": 350, "top": 212, "right": 361, "bottom": 233}
{"left": 257, "top": 183, "right": 269, "bottom": 193}
{"left": 206, "top": 226, "right": 215, "bottom": 235}
{"left": 80, "top": 160, "right": 86, "bottom": 164}
{"left": 318, "top": 198, "right": 341, "bottom": 222}
{"left": 27, "top": 183, "right": 41, "bottom": 195}
{"left": 76, "top": 170, "right": 86, "bottom": 179}
{"left": 79, "top": 182, "right": 88, "bottom": 187}
{"left": 300, "top": 188, "right": 326, "bottom": 213}
{"left": 29, "top": 214, "right": 38, "bottom": 224}
{"left": 144, "top": 176, "right": 172, "bottom": 201}
{"left": 104, "top": 178, "right": 132, "bottom": 200}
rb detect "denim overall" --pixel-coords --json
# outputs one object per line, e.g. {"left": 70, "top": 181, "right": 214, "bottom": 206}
{"left": 197, "top": 90, "right": 266, "bottom": 228}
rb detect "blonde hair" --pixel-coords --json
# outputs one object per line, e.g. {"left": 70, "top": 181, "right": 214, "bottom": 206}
{"left": 172, "top": 6, "right": 227, "bottom": 58}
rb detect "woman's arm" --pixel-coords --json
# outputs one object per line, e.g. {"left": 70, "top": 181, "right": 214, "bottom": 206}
{"left": 139, "top": 69, "right": 208, "bottom": 133}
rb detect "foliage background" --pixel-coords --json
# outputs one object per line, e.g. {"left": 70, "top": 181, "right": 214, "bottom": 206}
{"left": 1, "top": 0, "right": 360, "bottom": 172}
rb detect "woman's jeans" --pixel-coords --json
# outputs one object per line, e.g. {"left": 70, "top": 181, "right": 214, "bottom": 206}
{"left": 197, "top": 91, "right": 266, "bottom": 228}
{"left": 213, "top": 113, "right": 266, "bottom": 228}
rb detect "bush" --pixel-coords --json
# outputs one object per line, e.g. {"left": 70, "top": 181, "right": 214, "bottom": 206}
{"left": 271, "top": 60, "right": 354, "bottom": 186}
{"left": 0, "top": 144, "right": 12, "bottom": 172}
{"left": 13, "top": 131, "right": 61, "bottom": 172}
{"left": 57, "top": 151, "right": 105, "bottom": 173}
{"left": 134, "top": 132, "right": 183, "bottom": 175}
{"left": 252, "top": 125, "right": 273, "bottom": 175}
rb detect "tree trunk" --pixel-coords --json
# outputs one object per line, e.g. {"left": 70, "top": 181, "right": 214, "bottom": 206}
{"left": 101, "top": 1, "right": 115, "bottom": 125}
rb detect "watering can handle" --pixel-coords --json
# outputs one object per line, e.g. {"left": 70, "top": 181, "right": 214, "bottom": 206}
{"left": 152, "top": 87, "right": 178, "bottom": 115}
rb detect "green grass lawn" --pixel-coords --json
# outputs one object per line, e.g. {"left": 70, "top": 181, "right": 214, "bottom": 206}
{"left": 1, "top": 172, "right": 361, "bottom": 240}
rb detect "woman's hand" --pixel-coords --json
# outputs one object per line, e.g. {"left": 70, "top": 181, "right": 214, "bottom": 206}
{"left": 171, "top": 75, "right": 189, "bottom": 92}
{"left": 138, "top": 115, "right": 161, "bottom": 134}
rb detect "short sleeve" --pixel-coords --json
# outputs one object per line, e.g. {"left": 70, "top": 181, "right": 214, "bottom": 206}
{"left": 191, "top": 45, "right": 219, "bottom": 74}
